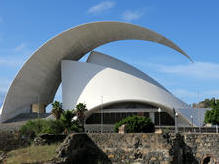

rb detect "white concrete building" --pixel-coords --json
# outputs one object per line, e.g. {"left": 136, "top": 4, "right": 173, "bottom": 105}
{"left": 0, "top": 21, "right": 206, "bottom": 127}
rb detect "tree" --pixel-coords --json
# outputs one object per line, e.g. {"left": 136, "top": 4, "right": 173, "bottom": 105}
{"left": 204, "top": 102, "right": 219, "bottom": 125}
{"left": 60, "top": 110, "right": 83, "bottom": 133}
{"left": 60, "top": 110, "right": 75, "bottom": 130}
{"left": 114, "top": 115, "right": 155, "bottom": 133}
{"left": 51, "top": 101, "right": 63, "bottom": 120}
{"left": 193, "top": 98, "right": 219, "bottom": 108}
{"left": 74, "top": 103, "right": 88, "bottom": 130}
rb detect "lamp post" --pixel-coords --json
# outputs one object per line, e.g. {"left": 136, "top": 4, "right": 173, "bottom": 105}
{"left": 158, "top": 108, "right": 161, "bottom": 129}
{"left": 175, "top": 112, "right": 178, "bottom": 133}
{"left": 190, "top": 115, "right": 193, "bottom": 127}
{"left": 190, "top": 115, "right": 193, "bottom": 132}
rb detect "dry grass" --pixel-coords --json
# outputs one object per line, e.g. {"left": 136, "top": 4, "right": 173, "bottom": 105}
{"left": 5, "top": 144, "right": 58, "bottom": 164}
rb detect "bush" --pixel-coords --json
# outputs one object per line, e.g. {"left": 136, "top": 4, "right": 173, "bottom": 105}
{"left": 70, "top": 120, "right": 84, "bottom": 132}
{"left": 114, "top": 115, "right": 155, "bottom": 133}
{"left": 204, "top": 105, "right": 219, "bottom": 125}
{"left": 40, "top": 120, "right": 65, "bottom": 134}
{"left": 20, "top": 119, "right": 65, "bottom": 138}
{"left": 59, "top": 110, "right": 83, "bottom": 133}
{"left": 60, "top": 110, "right": 75, "bottom": 129}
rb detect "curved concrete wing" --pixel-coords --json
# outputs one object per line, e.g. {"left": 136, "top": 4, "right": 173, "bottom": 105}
{"left": 62, "top": 60, "right": 190, "bottom": 126}
{"left": 1, "top": 21, "right": 191, "bottom": 122}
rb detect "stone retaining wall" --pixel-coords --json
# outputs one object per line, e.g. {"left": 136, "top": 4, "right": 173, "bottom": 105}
{"left": 87, "top": 133, "right": 173, "bottom": 163}
{"left": 183, "top": 133, "right": 219, "bottom": 163}
{"left": 0, "top": 131, "right": 218, "bottom": 163}
{"left": 57, "top": 133, "right": 219, "bottom": 164}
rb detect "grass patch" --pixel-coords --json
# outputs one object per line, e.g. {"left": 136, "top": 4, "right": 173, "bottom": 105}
{"left": 6, "top": 144, "right": 58, "bottom": 164}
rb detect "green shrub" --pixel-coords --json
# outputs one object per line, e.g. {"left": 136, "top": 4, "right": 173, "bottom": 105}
{"left": 204, "top": 106, "right": 219, "bottom": 125}
{"left": 70, "top": 120, "right": 84, "bottom": 132}
{"left": 59, "top": 110, "right": 83, "bottom": 133}
{"left": 20, "top": 119, "right": 64, "bottom": 138}
{"left": 114, "top": 115, "right": 155, "bottom": 133}
{"left": 41, "top": 120, "right": 65, "bottom": 134}
{"left": 60, "top": 110, "right": 75, "bottom": 129}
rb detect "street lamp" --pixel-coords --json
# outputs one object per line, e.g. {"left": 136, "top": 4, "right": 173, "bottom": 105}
{"left": 175, "top": 112, "right": 178, "bottom": 133}
{"left": 190, "top": 115, "right": 193, "bottom": 127}
{"left": 158, "top": 108, "right": 161, "bottom": 128}
{"left": 190, "top": 115, "right": 193, "bottom": 132}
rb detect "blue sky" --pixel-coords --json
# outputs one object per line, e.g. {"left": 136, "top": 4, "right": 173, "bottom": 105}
{"left": 0, "top": 0, "right": 219, "bottom": 106}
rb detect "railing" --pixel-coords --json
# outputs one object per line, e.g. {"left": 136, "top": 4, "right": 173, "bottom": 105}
{"left": 84, "top": 124, "right": 115, "bottom": 133}
{"left": 84, "top": 124, "right": 219, "bottom": 133}
{"left": 158, "top": 126, "right": 219, "bottom": 133}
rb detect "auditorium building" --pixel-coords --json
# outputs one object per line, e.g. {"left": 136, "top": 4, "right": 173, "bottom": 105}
{"left": 0, "top": 22, "right": 207, "bottom": 130}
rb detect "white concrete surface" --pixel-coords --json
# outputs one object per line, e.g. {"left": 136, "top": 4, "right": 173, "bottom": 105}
{"left": 62, "top": 58, "right": 191, "bottom": 126}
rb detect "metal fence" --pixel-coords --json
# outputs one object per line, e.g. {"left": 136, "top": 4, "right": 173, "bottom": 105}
{"left": 158, "top": 126, "right": 219, "bottom": 133}
{"left": 84, "top": 124, "right": 219, "bottom": 133}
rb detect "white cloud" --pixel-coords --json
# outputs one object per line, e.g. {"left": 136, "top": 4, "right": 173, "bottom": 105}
{"left": 14, "top": 43, "right": 26, "bottom": 52}
{"left": 172, "top": 88, "right": 219, "bottom": 102}
{"left": 156, "top": 61, "right": 219, "bottom": 79}
{"left": 0, "top": 79, "right": 10, "bottom": 107}
{"left": 0, "top": 43, "right": 32, "bottom": 67}
{"left": 88, "top": 1, "right": 115, "bottom": 14}
{"left": 0, "top": 58, "right": 24, "bottom": 67}
{"left": 0, "top": 91, "right": 5, "bottom": 107}
{"left": 0, "top": 79, "right": 10, "bottom": 92}
{"left": 122, "top": 10, "right": 144, "bottom": 21}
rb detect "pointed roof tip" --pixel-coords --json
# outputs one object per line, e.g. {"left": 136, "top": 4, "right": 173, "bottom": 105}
{"left": 182, "top": 51, "right": 193, "bottom": 63}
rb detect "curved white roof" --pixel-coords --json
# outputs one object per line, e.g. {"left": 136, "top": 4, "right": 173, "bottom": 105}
{"left": 87, "top": 51, "right": 170, "bottom": 92}
{"left": 0, "top": 21, "right": 191, "bottom": 122}
{"left": 62, "top": 52, "right": 191, "bottom": 126}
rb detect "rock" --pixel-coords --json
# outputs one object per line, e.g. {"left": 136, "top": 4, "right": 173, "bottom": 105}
{"left": 0, "top": 152, "right": 7, "bottom": 163}
{"left": 119, "top": 124, "right": 127, "bottom": 134}
{"left": 108, "top": 154, "right": 114, "bottom": 159}
{"left": 155, "top": 129, "right": 163, "bottom": 134}
{"left": 56, "top": 133, "right": 111, "bottom": 164}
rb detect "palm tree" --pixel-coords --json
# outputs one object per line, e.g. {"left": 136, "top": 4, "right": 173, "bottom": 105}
{"left": 60, "top": 110, "right": 75, "bottom": 129}
{"left": 51, "top": 101, "right": 63, "bottom": 120}
{"left": 74, "top": 103, "right": 88, "bottom": 130}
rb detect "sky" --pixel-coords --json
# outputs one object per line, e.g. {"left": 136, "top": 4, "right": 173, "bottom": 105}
{"left": 0, "top": 0, "right": 219, "bottom": 107}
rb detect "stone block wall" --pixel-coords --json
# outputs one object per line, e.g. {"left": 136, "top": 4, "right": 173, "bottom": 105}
{"left": 183, "top": 133, "right": 219, "bottom": 163}
{"left": 87, "top": 133, "right": 173, "bottom": 163}
{"left": 57, "top": 133, "right": 219, "bottom": 164}
{"left": 0, "top": 130, "right": 218, "bottom": 163}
